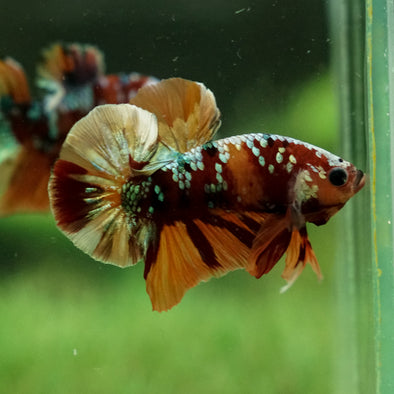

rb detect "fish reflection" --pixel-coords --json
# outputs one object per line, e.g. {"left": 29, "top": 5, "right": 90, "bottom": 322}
{"left": 0, "top": 43, "right": 158, "bottom": 215}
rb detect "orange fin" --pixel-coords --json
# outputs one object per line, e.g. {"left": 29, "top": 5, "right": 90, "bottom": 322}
{"left": 0, "top": 146, "right": 52, "bottom": 215}
{"left": 49, "top": 104, "right": 159, "bottom": 267}
{"left": 247, "top": 206, "right": 322, "bottom": 289}
{"left": 280, "top": 227, "right": 322, "bottom": 293}
{"left": 0, "top": 58, "right": 30, "bottom": 104}
{"left": 130, "top": 78, "right": 221, "bottom": 152}
{"left": 247, "top": 214, "right": 291, "bottom": 278}
{"left": 0, "top": 57, "right": 33, "bottom": 215}
{"left": 145, "top": 210, "right": 266, "bottom": 311}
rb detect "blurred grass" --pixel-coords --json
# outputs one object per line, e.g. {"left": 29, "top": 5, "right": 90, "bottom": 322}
{"left": 0, "top": 236, "right": 338, "bottom": 394}
{"left": 0, "top": 74, "right": 343, "bottom": 394}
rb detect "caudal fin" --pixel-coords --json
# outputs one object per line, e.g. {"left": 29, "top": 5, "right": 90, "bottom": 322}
{"left": 49, "top": 103, "right": 160, "bottom": 267}
{"left": 0, "top": 57, "right": 31, "bottom": 105}
{"left": 0, "top": 57, "right": 35, "bottom": 215}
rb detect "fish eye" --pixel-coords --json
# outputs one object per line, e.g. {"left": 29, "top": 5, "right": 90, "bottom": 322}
{"left": 329, "top": 167, "right": 348, "bottom": 186}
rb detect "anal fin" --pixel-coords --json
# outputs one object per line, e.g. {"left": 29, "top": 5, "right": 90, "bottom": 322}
{"left": 145, "top": 210, "right": 266, "bottom": 311}
{"left": 145, "top": 221, "right": 214, "bottom": 312}
{"left": 247, "top": 214, "right": 291, "bottom": 278}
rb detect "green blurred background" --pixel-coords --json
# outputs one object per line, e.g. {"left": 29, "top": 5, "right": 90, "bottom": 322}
{"left": 0, "top": 1, "right": 361, "bottom": 393}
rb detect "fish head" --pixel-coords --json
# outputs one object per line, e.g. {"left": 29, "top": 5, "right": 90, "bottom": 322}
{"left": 294, "top": 154, "right": 365, "bottom": 224}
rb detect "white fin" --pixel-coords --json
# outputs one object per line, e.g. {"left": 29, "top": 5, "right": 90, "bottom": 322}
{"left": 49, "top": 104, "right": 160, "bottom": 267}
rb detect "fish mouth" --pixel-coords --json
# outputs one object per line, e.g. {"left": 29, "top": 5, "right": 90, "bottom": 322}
{"left": 353, "top": 169, "right": 366, "bottom": 191}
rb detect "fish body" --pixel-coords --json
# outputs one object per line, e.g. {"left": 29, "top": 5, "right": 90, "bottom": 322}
{"left": 49, "top": 78, "right": 365, "bottom": 311}
{"left": 0, "top": 43, "right": 158, "bottom": 215}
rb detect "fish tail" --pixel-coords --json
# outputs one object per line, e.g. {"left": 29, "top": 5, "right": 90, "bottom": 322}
{"left": 0, "top": 147, "right": 53, "bottom": 215}
{"left": 0, "top": 58, "right": 34, "bottom": 216}
{"left": 49, "top": 103, "right": 161, "bottom": 267}
{"left": 0, "top": 57, "right": 30, "bottom": 106}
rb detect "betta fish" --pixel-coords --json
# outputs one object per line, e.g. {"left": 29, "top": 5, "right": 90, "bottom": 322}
{"left": 0, "top": 43, "right": 158, "bottom": 215}
{"left": 49, "top": 78, "right": 365, "bottom": 311}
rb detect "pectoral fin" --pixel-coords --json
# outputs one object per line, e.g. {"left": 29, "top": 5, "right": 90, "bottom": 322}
{"left": 247, "top": 206, "right": 322, "bottom": 290}
{"left": 247, "top": 214, "right": 292, "bottom": 278}
{"left": 280, "top": 226, "right": 322, "bottom": 293}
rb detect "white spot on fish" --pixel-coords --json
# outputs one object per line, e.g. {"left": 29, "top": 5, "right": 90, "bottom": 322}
{"left": 215, "top": 163, "right": 222, "bottom": 173}
{"left": 276, "top": 152, "right": 283, "bottom": 164}
{"left": 219, "top": 153, "right": 228, "bottom": 164}
{"left": 269, "top": 164, "right": 275, "bottom": 174}
{"left": 279, "top": 147, "right": 286, "bottom": 153}
{"left": 231, "top": 136, "right": 242, "bottom": 145}
{"left": 318, "top": 171, "right": 327, "bottom": 179}
{"left": 286, "top": 162, "right": 293, "bottom": 173}
{"left": 252, "top": 146, "right": 260, "bottom": 157}
{"left": 197, "top": 161, "right": 205, "bottom": 171}
{"left": 85, "top": 187, "right": 97, "bottom": 193}
{"left": 246, "top": 139, "right": 254, "bottom": 149}
{"left": 304, "top": 171, "right": 313, "bottom": 182}
{"left": 260, "top": 139, "right": 268, "bottom": 148}
{"left": 259, "top": 156, "right": 265, "bottom": 167}
{"left": 289, "top": 154, "right": 297, "bottom": 164}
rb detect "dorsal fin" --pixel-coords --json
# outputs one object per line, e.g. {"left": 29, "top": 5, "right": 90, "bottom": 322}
{"left": 130, "top": 78, "right": 221, "bottom": 152}
{"left": 37, "top": 42, "right": 104, "bottom": 84}
{"left": 49, "top": 104, "right": 160, "bottom": 267}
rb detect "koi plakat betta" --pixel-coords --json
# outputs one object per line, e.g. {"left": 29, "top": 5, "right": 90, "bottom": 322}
{"left": 49, "top": 78, "right": 365, "bottom": 311}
